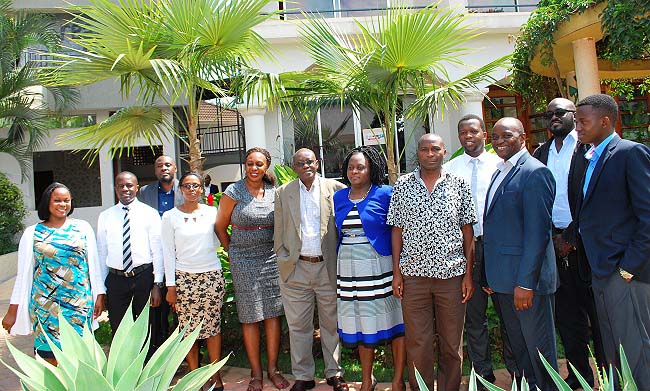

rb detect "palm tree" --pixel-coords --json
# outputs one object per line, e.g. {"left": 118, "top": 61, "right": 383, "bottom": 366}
{"left": 295, "top": 3, "right": 510, "bottom": 183}
{"left": 42, "top": 0, "right": 277, "bottom": 172}
{"left": 0, "top": 0, "right": 75, "bottom": 179}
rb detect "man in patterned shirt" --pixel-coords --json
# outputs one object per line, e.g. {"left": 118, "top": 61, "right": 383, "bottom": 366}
{"left": 388, "top": 133, "right": 476, "bottom": 391}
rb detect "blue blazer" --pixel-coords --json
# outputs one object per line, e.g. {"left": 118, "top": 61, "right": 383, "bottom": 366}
{"left": 578, "top": 134, "right": 650, "bottom": 283}
{"left": 334, "top": 185, "right": 393, "bottom": 256}
{"left": 483, "top": 151, "right": 558, "bottom": 295}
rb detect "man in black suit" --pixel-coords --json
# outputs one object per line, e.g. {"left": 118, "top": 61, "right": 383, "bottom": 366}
{"left": 204, "top": 174, "right": 219, "bottom": 195}
{"left": 533, "top": 98, "right": 605, "bottom": 388}
{"left": 483, "top": 117, "right": 558, "bottom": 391}
{"left": 576, "top": 94, "right": 650, "bottom": 389}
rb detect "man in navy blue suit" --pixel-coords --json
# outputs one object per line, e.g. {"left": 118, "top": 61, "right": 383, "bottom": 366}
{"left": 483, "top": 117, "right": 558, "bottom": 391}
{"left": 575, "top": 94, "right": 650, "bottom": 389}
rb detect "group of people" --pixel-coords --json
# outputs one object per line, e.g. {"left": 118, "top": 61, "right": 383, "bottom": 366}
{"left": 2, "top": 93, "right": 650, "bottom": 391}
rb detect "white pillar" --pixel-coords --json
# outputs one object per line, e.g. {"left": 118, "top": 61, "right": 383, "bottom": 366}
{"left": 572, "top": 38, "right": 601, "bottom": 100}
{"left": 238, "top": 104, "right": 268, "bottom": 150}
{"left": 95, "top": 111, "right": 115, "bottom": 209}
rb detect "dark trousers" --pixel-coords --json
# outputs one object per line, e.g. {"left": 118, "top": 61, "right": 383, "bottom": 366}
{"left": 495, "top": 293, "right": 558, "bottom": 391}
{"left": 554, "top": 249, "right": 605, "bottom": 384}
{"left": 591, "top": 272, "right": 650, "bottom": 390}
{"left": 466, "top": 238, "right": 517, "bottom": 378}
{"left": 402, "top": 275, "right": 466, "bottom": 391}
{"left": 105, "top": 267, "right": 153, "bottom": 334}
{"left": 149, "top": 286, "right": 171, "bottom": 352}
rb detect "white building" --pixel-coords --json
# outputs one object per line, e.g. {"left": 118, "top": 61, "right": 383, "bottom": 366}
{"left": 3, "top": 0, "right": 537, "bottom": 229}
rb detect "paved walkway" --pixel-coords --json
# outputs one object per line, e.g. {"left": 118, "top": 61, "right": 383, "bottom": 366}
{"left": 0, "top": 276, "right": 592, "bottom": 391}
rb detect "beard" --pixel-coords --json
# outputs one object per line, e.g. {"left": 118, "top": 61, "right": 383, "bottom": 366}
{"left": 158, "top": 175, "right": 174, "bottom": 184}
{"left": 550, "top": 126, "right": 572, "bottom": 138}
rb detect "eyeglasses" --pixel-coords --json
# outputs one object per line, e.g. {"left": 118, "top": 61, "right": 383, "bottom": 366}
{"left": 544, "top": 109, "right": 575, "bottom": 120}
{"left": 295, "top": 159, "right": 317, "bottom": 167}
{"left": 182, "top": 184, "right": 201, "bottom": 190}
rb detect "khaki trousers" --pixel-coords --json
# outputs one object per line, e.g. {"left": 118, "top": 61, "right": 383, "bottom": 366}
{"left": 402, "top": 275, "right": 466, "bottom": 391}
{"left": 280, "top": 260, "right": 343, "bottom": 380}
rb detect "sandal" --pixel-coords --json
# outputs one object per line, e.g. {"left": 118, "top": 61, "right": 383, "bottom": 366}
{"left": 247, "top": 377, "right": 263, "bottom": 391}
{"left": 268, "top": 369, "right": 290, "bottom": 389}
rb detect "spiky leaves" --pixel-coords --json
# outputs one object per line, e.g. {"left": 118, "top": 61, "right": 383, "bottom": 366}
{"left": 297, "top": 3, "right": 510, "bottom": 183}
{"left": 43, "top": 0, "right": 276, "bottom": 171}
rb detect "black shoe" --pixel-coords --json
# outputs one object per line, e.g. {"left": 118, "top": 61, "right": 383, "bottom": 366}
{"left": 290, "top": 380, "right": 316, "bottom": 391}
{"left": 326, "top": 376, "right": 350, "bottom": 391}
{"left": 476, "top": 373, "right": 496, "bottom": 390}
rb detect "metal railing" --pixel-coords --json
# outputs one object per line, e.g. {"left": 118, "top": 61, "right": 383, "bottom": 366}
{"left": 179, "top": 124, "right": 246, "bottom": 157}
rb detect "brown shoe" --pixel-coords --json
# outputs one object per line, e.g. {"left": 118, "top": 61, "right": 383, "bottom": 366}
{"left": 290, "top": 380, "right": 316, "bottom": 391}
{"left": 326, "top": 376, "right": 349, "bottom": 391}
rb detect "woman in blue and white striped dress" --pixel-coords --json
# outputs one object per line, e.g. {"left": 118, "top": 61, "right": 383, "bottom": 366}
{"left": 333, "top": 146, "right": 406, "bottom": 391}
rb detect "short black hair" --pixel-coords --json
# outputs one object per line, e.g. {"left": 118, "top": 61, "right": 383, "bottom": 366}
{"left": 37, "top": 182, "right": 74, "bottom": 221}
{"left": 577, "top": 94, "right": 619, "bottom": 126}
{"left": 457, "top": 114, "right": 486, "bottom": 132}
{"left": 342, "top": 146, "right": 387, "bottom": 186}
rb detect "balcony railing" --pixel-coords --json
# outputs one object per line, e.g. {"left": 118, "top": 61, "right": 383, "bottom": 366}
{"left": 178, "top": 124, "right": 246, "bottom": 157}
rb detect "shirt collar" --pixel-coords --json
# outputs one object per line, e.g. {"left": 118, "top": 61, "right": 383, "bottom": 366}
{"left": 299, "top": 175, "right": 320, "bottom": 193}
{"left": 585, "top": 132, "right": 616, "bottom": 160}
{"left": 497, "top": 147, "right": 528, "bottom": 171}
{"left": 462, "top": 150, "right": 492, "bottom": 165}
{"left": 118, "top": 199, "right": 139, "bottom": 209}
{"left": 158, "top": 182, "right": 174, "bottom": 194}
{"left": 551, "top": 129, "right": 578, "bottom": 152}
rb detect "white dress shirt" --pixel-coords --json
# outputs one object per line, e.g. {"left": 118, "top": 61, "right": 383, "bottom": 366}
{"left": 299, "top": 176, "right": 322, "bottom": 256}
{"left": 161, "top": 204, "right": 221, "bottom": 286}
{"left": 547, "top": 130, "right": 577, "bottom": 229}
{"left": 487, "top": 147, "right": 529, "bottom": 209}
{"left": 96, "top": 199, "right": 164, "bottom": 282}
{"left": 444, "top": 150, "right": 500, "bottom": 236}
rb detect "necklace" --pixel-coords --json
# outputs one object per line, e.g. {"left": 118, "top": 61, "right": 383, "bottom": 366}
{"left": 348, "top": 185, "right": 372, "bottom": 203}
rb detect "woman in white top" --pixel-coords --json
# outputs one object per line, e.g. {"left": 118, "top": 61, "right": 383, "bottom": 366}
{"left": 162, "top": 172, "right": 225, "bottom": 391}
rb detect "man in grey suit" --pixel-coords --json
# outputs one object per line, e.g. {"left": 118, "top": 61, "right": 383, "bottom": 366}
{"left": 274, "top": 148, "right": 348, "bottom": 391}
{"left": 137, "top": 155, "right": 184, "bottom": 354}
{"left": 483, "top": 118, "right": 558, "bottom": 391}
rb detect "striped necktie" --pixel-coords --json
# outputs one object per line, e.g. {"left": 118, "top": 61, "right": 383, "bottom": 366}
{"left": 122, "top": 206, "right": 133, "bottom": 272}
{"left": 470, "top": 158, "right": 481, "bottom": 236}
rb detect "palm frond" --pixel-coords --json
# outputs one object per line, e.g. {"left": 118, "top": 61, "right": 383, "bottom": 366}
{"left": 56, "top": 106, "right": 174, "bottom": 164}
{"left": 407, "top": 54, "right": 511, "bottom": 119}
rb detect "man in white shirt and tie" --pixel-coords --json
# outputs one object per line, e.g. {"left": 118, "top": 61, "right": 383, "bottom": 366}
{"left": 97, "top": 171, "right": 164, "bottom": 339}
{"left": 443, "top": 114, "right": 515, "bottom": 387}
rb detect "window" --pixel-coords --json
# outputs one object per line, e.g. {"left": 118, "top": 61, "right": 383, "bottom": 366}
{"left": 112, "top": 146, "right": 163, "bottom": 190}
{"left": 32, "top": 150, "right": 101, "bottom": 209}
{"left": 617, "top": 96, "right": 650, "bottom": 147}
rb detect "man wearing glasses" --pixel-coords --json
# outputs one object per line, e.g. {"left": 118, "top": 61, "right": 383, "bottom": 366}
{"left": 274, "top": 149, "right": 348, "bottom": 391}
{"left": 532, "top": 98, "right": 605, "bottom": 388}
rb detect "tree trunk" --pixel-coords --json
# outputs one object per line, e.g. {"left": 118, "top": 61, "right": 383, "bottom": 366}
{"left": 384, "top": 112, "right": 398, "bottom": 185}
{"left": 187, "top": 115, "right": 203, "bottom": 172}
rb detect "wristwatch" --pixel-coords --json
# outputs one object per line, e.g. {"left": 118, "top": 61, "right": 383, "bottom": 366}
{"left": 619, "top": 268, "right": 634, "bottom": 280}
{"left": 154, "top": 282, "right": 165, "bottom": 289}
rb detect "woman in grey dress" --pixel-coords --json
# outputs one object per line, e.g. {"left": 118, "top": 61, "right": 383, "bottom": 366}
{"left": 216, "top": 147, "right": 288, "bottom": 391}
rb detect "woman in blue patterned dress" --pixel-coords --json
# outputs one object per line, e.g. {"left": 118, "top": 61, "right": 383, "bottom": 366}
{"left": 216, "top": 147, "right": 288, "bottom": 391}
{"left": 333, "top": 147, "right": 405, "bottom": 391}
{"left": 2, "top": 183, "right": 105, "bottom": 364}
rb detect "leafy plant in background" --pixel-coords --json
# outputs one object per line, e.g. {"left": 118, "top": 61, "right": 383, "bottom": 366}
{"left": 0, "top": 172, "right": 27, "bottom": 255}
{"left": 1, "top": 302, "right": 229, "bottom": 390}
{"left": 274, "top": 164, "right": 299, "bottom": 186}
{"left": 448, "top": 143, "right": 496, "bottom": 160}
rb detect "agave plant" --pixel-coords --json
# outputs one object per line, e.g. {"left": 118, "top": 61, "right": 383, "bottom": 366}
{"left": 414, "top": 345, "right": 637, "bottom": 391}
{"left": 1, "top": 302, "right": 228, "bottom": 390}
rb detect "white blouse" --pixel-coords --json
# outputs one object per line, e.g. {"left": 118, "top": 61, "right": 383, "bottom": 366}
{"left": 161, "top": 204, "right": 221, "bottom": 286}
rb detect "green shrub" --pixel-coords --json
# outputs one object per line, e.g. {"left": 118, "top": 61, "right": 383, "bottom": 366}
{"left": 1, "top": 301, "right": 228, "bottom": 390}
{"left": 0, "top": 172, "right": 26, "bottom": 255}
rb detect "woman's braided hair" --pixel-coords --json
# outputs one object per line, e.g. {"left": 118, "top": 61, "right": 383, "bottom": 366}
{"left": 341, "top": 146, "right": 387, "bottom": 186}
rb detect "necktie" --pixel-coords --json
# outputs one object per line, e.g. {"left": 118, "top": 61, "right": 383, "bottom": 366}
{"left": 122, "top": 206, "right": 133, "bottom": 272}
{"left": 470, "top": 158, "right": 481, "bottom": 236}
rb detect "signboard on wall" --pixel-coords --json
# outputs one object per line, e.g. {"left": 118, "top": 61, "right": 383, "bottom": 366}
{"left": 362, "top": 128, "right": 386, "bottom": 145}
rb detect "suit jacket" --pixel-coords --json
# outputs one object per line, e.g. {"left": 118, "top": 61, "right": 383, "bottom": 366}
{"left": 137, "top": 179, "right": 184, "bottom": 212}
{"left": 273, "top": 177, "right": 346, "bottom": 287}
{"left": 208, "top": 184, "right": 219, "bottom": 194}
{"left": 483, "top": 151, "right": 558, "bottom": 295}
{"left": 577, "top": 134, "right": 650, "bottom": 283}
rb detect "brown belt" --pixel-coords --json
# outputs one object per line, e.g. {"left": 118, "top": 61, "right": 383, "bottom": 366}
{"left": 299, "top": 255, "right": 324, "bottom": 263}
